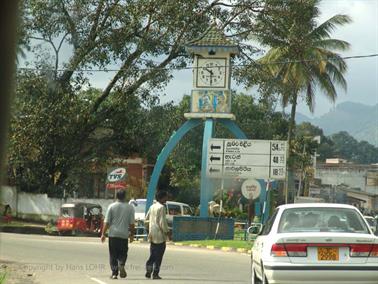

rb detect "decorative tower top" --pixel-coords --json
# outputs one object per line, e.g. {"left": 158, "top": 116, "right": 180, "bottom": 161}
{"left": 186, "top": 25, "right": 239, "bottom": 55}
{"left": 184, "top": 25, "right": 238, "bottom": 120}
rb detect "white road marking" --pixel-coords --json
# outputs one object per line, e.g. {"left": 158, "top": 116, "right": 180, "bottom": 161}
{"left": 89, "top": 276, "right": 108, "bottom": 284}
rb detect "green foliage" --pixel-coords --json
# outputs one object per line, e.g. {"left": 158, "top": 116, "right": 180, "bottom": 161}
{"left": 295, "top": 123, "right": 378, "bottom": 164}
{"left": 328, "top": 131, "right": 378, "bottom": 164}
{"left": 0, "top": 272, "right": 6, "bottom": 284}
{"left": 10, "top": 0, "right": 266, "bottom": 195}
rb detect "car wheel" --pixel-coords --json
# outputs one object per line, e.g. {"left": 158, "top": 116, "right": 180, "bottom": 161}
{"left": 251, "top": 259, "right": 261, "bottom": 284}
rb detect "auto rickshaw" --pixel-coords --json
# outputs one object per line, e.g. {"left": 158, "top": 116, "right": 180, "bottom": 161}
{"left": 56, "top": 202, "right": 103, "bottom": 236}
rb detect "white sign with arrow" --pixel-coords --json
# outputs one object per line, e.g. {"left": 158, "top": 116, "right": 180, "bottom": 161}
{"left": 206, "top": 138, "right": 287, "bottom": 180}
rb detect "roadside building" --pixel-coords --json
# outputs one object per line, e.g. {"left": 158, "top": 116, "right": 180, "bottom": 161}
{"left": 311, "top": 160, "right": 378, "bottom": 213}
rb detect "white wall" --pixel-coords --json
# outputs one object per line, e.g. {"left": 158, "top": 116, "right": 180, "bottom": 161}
{"left": 316, "top": 167, "right": 366, "bottom": 189}
{"left": 17, "top": 192, "right": 62, "bottom": 221}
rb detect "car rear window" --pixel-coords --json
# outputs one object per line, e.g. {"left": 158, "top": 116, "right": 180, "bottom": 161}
{"left": 131, "top": 201, "right": 146, "bottom": 214}
{"left": 167, "top": 204, "right": 181, "bottom": 215}
{"left": 278, "top": 207, "right": 369, "bottom": 234}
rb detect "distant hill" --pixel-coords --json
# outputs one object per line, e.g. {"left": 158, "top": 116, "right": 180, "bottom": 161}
{"left": 296, "top": 102, "right": 378, "bottom": 146}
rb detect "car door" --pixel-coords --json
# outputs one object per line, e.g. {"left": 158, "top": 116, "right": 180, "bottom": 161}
{"left": 253, "top": 209, "right": 279, "bottom": 277}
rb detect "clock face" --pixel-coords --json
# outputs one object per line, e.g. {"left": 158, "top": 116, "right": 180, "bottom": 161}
{"left": 196, "top": 58, "right": 227, "bottom": 88}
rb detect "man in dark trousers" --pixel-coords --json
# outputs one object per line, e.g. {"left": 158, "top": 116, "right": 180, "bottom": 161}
{"left": 101, "top": 190, "right": 135, "bottom": 280}
{"left": 145, "top": 191, "right": 169, "bottom": 280}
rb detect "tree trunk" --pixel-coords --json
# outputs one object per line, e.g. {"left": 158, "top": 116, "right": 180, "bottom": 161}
{"left": 284, "top": 91, "right": 298, "bottom": 203}
{"left": 0, "top": 1, "right": 18, "bottom": 185}
{"left": 287, "top": 91, "right": 298, "bottom": 154}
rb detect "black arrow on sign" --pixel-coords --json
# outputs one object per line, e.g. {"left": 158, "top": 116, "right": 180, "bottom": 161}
{"left": 209, "top": 167, "right": 220, "bottom": 173}
{"left": 210, "top": 144, "right": 221, "bottom": 151}
{"left": 210, "top": 156, "right": 221, "bottom": 162}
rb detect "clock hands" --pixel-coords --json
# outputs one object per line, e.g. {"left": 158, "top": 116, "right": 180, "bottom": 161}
{"left": 203, "top": 67, "right": 214, "bottom": 85}
{"left": 203, "top": 67, "right": 213, "bottom": 75}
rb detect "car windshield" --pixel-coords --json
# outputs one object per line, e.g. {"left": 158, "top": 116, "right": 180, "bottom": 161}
{"left": 131, "top": 201, "right": 146, "bottom": 214}
{"left": 278, "top": 207, "right": 369, "bottom": 234}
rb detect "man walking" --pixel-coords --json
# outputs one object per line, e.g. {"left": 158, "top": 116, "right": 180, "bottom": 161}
{"left": 145, "top": 191, "right": 169, "bottom": 280}
{"left": 101, "top": 190, "right": 135, "bottom": 280}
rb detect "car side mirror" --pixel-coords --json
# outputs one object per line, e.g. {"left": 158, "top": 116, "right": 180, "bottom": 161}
{"left": 247, "top": 223, "right": 263, "bottom": 235}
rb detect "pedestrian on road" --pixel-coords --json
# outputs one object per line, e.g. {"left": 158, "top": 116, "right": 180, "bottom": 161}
{"left": 145, "top": 191, "right": 170, "bottom": 280}
{"left": 101, "top": 190, "right": 135, "bottom": 280}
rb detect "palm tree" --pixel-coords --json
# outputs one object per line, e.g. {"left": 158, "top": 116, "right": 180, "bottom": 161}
{"left": 257, "top": 0, "right": 352, "bottom": 150}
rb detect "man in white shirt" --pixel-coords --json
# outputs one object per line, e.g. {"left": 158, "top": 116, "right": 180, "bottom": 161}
{"left": 145, "top": 191, "right": 169, "bottom": 280}
{"left": 101, "top": 190, "right": 135, "bottom": 280}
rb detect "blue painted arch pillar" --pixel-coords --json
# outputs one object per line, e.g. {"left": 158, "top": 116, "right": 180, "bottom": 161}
{"left": 146, "top": 119, "right": 202, "bottom": 211}
{"left": 146, "top": 117, "right": 248, "bottom": 218}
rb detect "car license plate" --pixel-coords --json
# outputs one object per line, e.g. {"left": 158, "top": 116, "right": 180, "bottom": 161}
{"left": 318, "top": 247, "right": 339, "bottom": 261}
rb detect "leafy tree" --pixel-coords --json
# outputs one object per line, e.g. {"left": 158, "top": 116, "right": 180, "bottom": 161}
{"left": 10, "top": 0, "right": 264, "bottom": 193}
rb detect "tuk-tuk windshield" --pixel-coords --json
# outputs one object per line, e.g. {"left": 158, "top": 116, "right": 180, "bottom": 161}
{"left": 61, "top": 207, "right": 75, "bottom": 218}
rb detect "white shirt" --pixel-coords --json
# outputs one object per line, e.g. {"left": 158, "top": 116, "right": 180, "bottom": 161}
{"left": 145, "top": 202, "right": 169, "bottom": 244}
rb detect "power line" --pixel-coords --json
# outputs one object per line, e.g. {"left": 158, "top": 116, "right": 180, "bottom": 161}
{"left": 16, "top": 53, "right": 378, "bottom": 73}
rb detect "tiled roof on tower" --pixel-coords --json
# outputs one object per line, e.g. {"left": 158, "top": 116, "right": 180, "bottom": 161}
{"left": 186, "top": 24, "right": 239, "bottom": 54}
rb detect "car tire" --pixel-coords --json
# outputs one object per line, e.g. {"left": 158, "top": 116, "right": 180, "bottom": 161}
{"left": 251, "top": 259, "right": 261, "bottom": 284}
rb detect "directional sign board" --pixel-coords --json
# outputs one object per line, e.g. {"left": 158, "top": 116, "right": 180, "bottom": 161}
{"left": 207, "top": 139, "right": 287, "bottom": 180}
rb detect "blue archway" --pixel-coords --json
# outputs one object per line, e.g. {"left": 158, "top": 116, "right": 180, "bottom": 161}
{"left": 146, "top": 118, "right": 249, "bottom": 217}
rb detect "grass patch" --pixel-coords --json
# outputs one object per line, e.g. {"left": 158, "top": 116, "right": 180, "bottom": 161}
{"left": 178, "top": 239, "right": 253, "bottom": 250}
{"left": 0, "top": 221, "right": 26, "bottom": 227}
{"left": 0, "top": 272, "right": 7, "bottom": 284}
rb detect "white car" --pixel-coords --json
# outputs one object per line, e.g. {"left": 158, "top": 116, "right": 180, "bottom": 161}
{"left": 129, "top": 199, "right": 193, "bottom": 225}
{"left": 251, "top": 203, "right": 378, "bottom": 284}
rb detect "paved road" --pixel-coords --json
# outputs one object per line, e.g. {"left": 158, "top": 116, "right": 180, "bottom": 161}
{"left": 0, "top": 233, "right": 250, "bottom": 284}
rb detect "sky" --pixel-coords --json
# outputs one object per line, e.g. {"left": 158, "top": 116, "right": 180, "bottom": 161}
{"left": 159, "top": 0, "right": 378, "bottom": 117}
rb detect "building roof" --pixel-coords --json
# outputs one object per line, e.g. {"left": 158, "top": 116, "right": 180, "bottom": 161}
{"left": 186, "top": 25, "right": 239, "bottom": 54}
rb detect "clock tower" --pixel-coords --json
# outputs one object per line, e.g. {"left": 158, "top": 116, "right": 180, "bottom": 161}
{"left": 146, "top": 24, "right": 247, "bottom": 220}
{"left": 185, "top": 25, "right": 239, "bottom": 118}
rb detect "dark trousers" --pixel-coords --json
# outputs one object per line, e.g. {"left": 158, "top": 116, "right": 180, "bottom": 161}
{"left": 146, "top": 242, "right": 166, "bottom": 276}
{"left": 109, "top": 237, "right": 128, "bottom": 276}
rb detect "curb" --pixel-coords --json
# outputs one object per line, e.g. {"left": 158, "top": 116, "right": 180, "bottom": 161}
{"left": 236, "top": 248, "right": 248, "bottom": 253}
{"left": 0, "top": 225, "right": 47, "bottom": 235}
{"left": 169, "top": 242, "right": 251, "bottom": 255}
